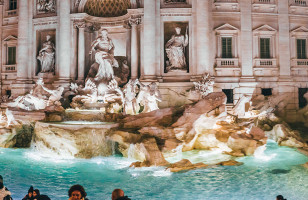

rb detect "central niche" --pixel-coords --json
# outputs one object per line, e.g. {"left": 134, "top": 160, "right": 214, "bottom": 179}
{"left": 84, "top": 0, "right": 131, "bottom": 17}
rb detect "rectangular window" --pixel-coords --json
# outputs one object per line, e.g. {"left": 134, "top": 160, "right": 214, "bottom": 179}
{"left": 222, "top": 89, "right": 234, "bottom": 104}
{"left": 298, "top": 88, "right": 308, "bottom": 108}
{"left": 260, "top": 38, "right": 270, "bottom": 59}
{"left": 262, "top": 88, "right": 272, "bottom": 96}
{"left": 7, "top": 46, "right": 16, "bottom": 65}
{"left": 221, "top": 37, "right": 232, "bottom": 58}
{"left": 297, "top": 39, "right": 307, "bottom": 59}
{"left": 9, "top": 0, "right": 17, "bottom": 10}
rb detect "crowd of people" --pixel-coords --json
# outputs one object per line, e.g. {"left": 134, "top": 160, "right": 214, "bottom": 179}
{"left": 0, "top": 175, "right": 131, "bottom": 200}
{"left": 1, "top": 175, "right": 288, "bottom": 200}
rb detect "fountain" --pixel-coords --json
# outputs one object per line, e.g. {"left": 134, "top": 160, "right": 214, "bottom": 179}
{"left": 0, "top": 72, "right": 308, "bottom": 199}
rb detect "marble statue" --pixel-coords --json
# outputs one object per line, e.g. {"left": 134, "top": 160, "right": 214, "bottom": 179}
{"left": 5, "top": 109, "right": 18, "bottom": 127}
{"left": 165, "top": 26, "right": 188, "bottom": 72}
{"left": 37, "top": 35, "right": 55, "bottom": 73}
{"left": 37, "top": 0, "right": 56, "bottom": 13}
{"left": 8, "top": 78, "right": 64, "bottom": 111}
{"left": 123, "top": 79, "right": 139, "bottom": 115}
{"left": 193, "top": 73, "right": 214, "bottom": 98}
{"left": 137, "top": 82, "right": 162, "bottom": 113}
{"left": 90, "top": 29, "right": 119, "bottom": 81}
{"left": 36, "top": 79, "right": 64, "bottom": 105}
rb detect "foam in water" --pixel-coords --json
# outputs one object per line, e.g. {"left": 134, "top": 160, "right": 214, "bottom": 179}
{"left": 254, "top": 144, "right": 277, "bottom": 162}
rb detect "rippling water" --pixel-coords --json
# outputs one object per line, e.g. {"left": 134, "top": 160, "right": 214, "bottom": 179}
{"left": 0, "top": 141, "right": 307, "bottom": 200}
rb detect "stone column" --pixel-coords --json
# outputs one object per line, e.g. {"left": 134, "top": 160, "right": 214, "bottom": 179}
{"left": 195, "top": 0, "right": 212, "bottom": 75}
{"left": 278, "top": 0, "right": 291, "bottom": 78}
{"left": 240, "top": 0, "right": 254, "bottom": 79}
{"left": 16, "top": 0, "right": 29, "bottom": 82}
{"left": 0, "top": 2, "right": 3, "bottom": 96}
{"left": 12, "top": 0, "right": 33, "bottom": 96}
{"left": 71, "top": 24, "right": 78, "bottom": 80}
{"left": 142, "top": 0, "right": 156, "bottom": 80}
{"left": 129, "top": 18, "right": 141, "bottom": 79}
{"left": 58, "top": 0, "right": 71, "bottom": 83}
{"left": 77, "top": 22, "right": 86, "bottom": 81}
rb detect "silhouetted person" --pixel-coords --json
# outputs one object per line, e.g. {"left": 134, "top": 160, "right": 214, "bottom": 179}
{"left": 276, "top": 195, "right": 287, "bottom": 200}
{"left": 0, "top": 175, "right": 12, "bottom": 200}
{"left": 112, "top": 189, "right": 131, "bottom": 200}
{"left": 32, "top": 189, "right": 40, "bottom": 200}
{"left": 68, "top": 185, "right": 88, "bottom": 200}
{"left": 22, "top": 186, "right": 34, "bottom": 200}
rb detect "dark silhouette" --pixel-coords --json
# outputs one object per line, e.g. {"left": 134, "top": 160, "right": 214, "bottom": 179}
{"left": 112, "top": 189, "right": 131, "bottom": 200}
{"left": 22, "top": 186, "right": 34, "bottom": 200}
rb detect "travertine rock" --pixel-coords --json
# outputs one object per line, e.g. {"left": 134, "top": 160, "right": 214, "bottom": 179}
{"left": 166, "top": 159, "right": 208, "bottom": 172}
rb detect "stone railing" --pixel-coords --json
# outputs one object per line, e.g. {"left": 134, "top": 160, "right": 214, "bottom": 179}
{"left": 253, "top": 0, "right": 275, "bottom": 4}
{"left": 291, "top": 59, "right": 308, "bottom": 66}
{"left": 216, "top": 58, "right": 239, "bottom": 67}
{"left": 3, "top": 65, "right": 16, "bottom": 72}
{"left": 5, "top": 10, "right": 17, "bottom": 17}
{"left": 290, "top": 0, "right": 308, "bottom": 6}
{"left": 254, "top": 58, "right": 277, "bottom": 67}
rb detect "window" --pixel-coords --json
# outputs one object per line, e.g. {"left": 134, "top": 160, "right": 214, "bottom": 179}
{"left": 6, "top": 90, "right": 11, "bottom": 98}
{"left": 222, "top": 37, "right": 232, "bottom": 58}
{"left": 9, "top": 0, "right": 17, "bottom": 10}
{"left": 262, "top": 88, "right": 272, "bottom": 96}
{"left": 222, "top": 89, "right": 234, "bottom": 104}
{"left": 298, "top": 88, "right": 308, "bottom": 108}
{"left": 7, "top": 46, "right": 16, "bottom": 65}
{"left": 260, "top": 38, "right": 270, "bottom": 58}
{"left": 297, "top": 39, "right": 306, "bottom": 59}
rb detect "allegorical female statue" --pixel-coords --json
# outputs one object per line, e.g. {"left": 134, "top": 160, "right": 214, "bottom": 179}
{"left": 165, "top": 26, "right": 189, "bottom": 72}
{"left": 90, "top": 29, "right": 119, "bottom": 81}
{"left": 37, "top": 35, "right": 55, "bottom": 73}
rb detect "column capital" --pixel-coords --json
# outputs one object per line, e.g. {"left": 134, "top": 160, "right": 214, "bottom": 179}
{"left": 73, "top": 20, "right": 86, "bottom": 29}
{"left": 129, "top": 17, "right": 141, "bottom": 26}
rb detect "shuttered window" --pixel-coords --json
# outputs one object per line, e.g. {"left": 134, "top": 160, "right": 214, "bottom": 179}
{"left": 222, "top": 37, "right": 232, "bottom": 58}
{"left": 260, "top": 38, "right": 270, "bottom": 59}
{"left": 7, "top": 47, "right": 16, "bottom": 65}
{"left": 297, "top": 39, "right": 306, "bottom": 59}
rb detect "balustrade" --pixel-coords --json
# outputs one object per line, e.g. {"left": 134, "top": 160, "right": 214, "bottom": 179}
{"left": 255, "top": 58, "right": 277, "bottom": 67}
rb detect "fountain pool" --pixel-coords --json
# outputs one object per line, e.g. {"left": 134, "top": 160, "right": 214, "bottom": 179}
{"left": 0, "top": 141, "right": 308, "bottom": 200}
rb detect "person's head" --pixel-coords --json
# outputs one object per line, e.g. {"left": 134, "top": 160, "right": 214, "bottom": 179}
{"left": 175, "top": 27, "right": 181, "bottom": 34}
{"left": 276, "top": 195, "right": 285, "bottom": 200}
{"left": 28, "top": 186, "right": 34, "bottom": 197}
{"left": 33, "top": 189, "right": 40, "bottom": 197}
{"left": 68, "top": 185, "right": 87, "bottom": 200}
{"left": 100, "top": 29, "right": 109, "bottom": 37}
{"left": 112, "top": 189, "right": 124, "bottom": 200}
{"left": 0, "top": 175, "right": 3, "bottom": 189}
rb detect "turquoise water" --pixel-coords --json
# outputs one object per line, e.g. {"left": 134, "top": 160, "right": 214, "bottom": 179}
{"left": 0, "top": 141, "right": 308, "bottom": 200}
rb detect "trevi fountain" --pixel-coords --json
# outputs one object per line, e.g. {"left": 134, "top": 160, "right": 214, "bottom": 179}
{"left": 0, "top": 0, "right": 308, "bottom": 199}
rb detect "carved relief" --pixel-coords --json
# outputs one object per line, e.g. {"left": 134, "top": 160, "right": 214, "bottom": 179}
{"left": 37, "top": 0, "right": 56, "bottom": 14}
{"left": 164, "top": 22, "right": 189, "bottom": 73}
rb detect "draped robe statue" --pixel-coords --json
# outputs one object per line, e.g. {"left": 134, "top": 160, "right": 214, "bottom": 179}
{"left": 90, "top": 29, "right": 119, "bottom": 81}
{"left": 165, "top": 26, "right": 189, "bottom": 72}
{"left": 37, "top": 35, "right": 55, "bottom": 73}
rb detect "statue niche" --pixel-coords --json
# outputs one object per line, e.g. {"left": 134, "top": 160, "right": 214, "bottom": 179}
{"left": 164, "top": 22, "right": 189, "bottom": 73}
{"left": 37, "top": 34, "right": 55, "bottom": 74}
{"left": 87, "top": 29, "right": 129, "bottom": 87}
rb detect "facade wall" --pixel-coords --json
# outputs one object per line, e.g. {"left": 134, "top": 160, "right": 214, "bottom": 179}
{"left": 1, "top": 0, "right": 308, "bottom": 120}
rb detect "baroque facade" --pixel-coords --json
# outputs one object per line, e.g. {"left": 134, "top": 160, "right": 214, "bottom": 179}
{"left": 1, "top": 0, "right": 308, "bottom": 120}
